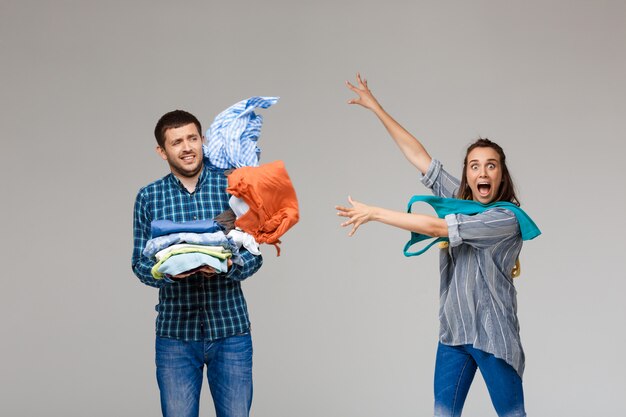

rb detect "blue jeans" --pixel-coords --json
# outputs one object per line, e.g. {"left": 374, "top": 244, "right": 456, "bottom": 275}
{"left": 155, "top": 333, "right": 253, "bottom": 417}
{"left": 434, "top": 343, "right": 526, "bottom": 417}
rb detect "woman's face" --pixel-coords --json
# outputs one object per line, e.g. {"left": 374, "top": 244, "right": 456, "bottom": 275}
{"left": 465, "top": 146, "right": 503, "bottom": 204}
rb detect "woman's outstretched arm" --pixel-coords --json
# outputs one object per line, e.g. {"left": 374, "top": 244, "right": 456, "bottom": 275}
{"left": 336, "top": 196, "right": 447, "bottom": 238}
{"left": 346, "top": 73, "right": 432, "bottom": 175}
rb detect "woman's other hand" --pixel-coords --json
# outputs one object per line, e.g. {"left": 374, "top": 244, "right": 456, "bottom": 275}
{"left": 336, "top": 196, "right": 376, "bottom": 237}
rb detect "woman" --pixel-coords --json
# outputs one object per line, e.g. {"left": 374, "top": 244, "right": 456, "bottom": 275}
{"left": 336, "top": 74, "right": 536, "bottom": 417}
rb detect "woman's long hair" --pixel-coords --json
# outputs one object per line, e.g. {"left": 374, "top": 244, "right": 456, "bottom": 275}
{"left": 457, "top": 138, "right": 520, "bottom": 206}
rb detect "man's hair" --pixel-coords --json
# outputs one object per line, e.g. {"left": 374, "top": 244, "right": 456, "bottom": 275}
{"left": 457, "top": 138, "right": 520, "bottom": 206}
{"left": 154, "top": 110, "right": 202, "bottom": 148}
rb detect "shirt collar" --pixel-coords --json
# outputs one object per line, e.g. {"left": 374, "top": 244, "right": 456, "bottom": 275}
{"left": 167, "top": 162, "right": 209, "bottom": 193}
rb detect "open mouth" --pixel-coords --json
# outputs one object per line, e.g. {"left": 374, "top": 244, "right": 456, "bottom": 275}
{"left": 477, "top": 182, "right": 491, "bottom": 196}
{"left": 181, "top": 154, "right": 196, "bottom": 163}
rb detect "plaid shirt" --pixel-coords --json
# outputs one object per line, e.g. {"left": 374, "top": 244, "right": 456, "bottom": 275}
{"left": 132, "top": 163, "right": 263, "bottom": 341}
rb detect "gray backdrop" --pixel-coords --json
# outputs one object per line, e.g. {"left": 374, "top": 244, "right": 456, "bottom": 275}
{"left": 2, "top": 1, "right": 625, "bottom": 416}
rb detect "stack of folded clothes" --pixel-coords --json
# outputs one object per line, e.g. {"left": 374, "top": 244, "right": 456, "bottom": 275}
{"left": 142, "top": 219, "right": 241, "bottom": 280}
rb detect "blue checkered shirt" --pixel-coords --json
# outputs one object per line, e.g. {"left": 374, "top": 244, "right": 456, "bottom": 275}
{"left": 132, "top": 163, "right": 263, "bottom": 341}
{"left": 204, "top": 96, "right": 279, "bottom": 169}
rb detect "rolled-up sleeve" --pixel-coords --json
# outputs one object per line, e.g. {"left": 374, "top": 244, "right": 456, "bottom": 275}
{"left": 420, "top": 159, "right": 460, "bottom": 198}
{"left": 445, "top": 208, "right": 520, "bottom": 249}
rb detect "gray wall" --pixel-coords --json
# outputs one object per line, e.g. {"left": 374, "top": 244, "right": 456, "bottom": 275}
{"left": 2, "top": 1, "right": 624, "bottom": 416}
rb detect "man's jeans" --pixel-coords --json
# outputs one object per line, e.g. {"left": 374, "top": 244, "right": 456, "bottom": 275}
{"left": 434, "top": 343, "right": 526, "bottom": 417}
{"left": 156, "top": 333, "right": 253, "bottom": 417}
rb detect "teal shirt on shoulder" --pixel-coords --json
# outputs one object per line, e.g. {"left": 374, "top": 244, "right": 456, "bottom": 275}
{"left": 404, "top": 195, "right": 541, "bottom": 257}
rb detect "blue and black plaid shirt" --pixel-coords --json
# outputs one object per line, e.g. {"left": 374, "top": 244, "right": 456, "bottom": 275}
{"left": 132, "top": 163, "right": 263, "bottom": 341}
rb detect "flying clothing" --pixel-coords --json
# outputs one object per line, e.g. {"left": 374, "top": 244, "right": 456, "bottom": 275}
{"left": 204, "top": 96, "right": 279, "bottom": 169}
{"left": 226, "top": 160, "right": 299, "bottom": 255}
{"left": 203, "top": 97, "right": 299, "bottom": 255}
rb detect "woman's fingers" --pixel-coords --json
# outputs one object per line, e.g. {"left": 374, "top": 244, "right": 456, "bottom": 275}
{"left": 337, "top": 208, "right": 356, "bottom": 226}
{"left": 349, "top": 219, "right": 363, "bottom": 236}
{"left": 345, "top": 80, "right": 357, "bottom": 93}
{"left": 356, "top": 73, "right": 370, "bottom": 90}
{"left": 356, "top": 72, "right": 364, "bottom": 86}
{"left": 336, "top": 196, "right": 366, "bottom": 236}
{"left": 346, "top": 80, "right": 363, "bottom": 105}
{"left": 346, "top": 73, "right": 377, "bottom": 111}
{"left": 346, "top": 79, "right": 367, "bottom": 95}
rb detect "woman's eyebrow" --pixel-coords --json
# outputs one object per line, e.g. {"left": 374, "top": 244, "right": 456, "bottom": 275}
{"left": 468, "top": 158, "right": 499, "bottom": 163}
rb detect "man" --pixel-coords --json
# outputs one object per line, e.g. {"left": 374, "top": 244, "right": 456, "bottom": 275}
{"left": 132, "top": 110, "right": 263, "bottom": 417}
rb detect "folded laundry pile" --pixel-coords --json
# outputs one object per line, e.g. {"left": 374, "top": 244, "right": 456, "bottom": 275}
{"left": 143, "top": 219, "right": 241, "bottom": 279}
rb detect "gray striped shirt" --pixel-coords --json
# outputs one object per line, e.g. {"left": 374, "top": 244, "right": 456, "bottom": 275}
{"left": 421, "top": 159, "right": 525, "bottom": 378}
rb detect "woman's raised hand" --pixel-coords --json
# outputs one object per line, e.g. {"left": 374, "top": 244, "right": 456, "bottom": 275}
{"left": 346, "top": 73, "right": 381, "bottom": 111}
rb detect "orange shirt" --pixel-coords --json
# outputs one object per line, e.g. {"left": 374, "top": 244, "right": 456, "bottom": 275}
{"left": 226, "top": 160, "right": 299, "bottom": 255}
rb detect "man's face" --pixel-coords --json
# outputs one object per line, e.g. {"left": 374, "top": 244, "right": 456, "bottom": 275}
{"left": 157, "top": 123, "right": 204, "bottom": 179}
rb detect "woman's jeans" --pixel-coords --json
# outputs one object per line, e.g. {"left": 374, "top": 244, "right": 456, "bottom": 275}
{"left": 155, "top": 333, "right": 253, "bottom": 417}
{"left": 434, "top": 343, "right": 526, "bottom": 417}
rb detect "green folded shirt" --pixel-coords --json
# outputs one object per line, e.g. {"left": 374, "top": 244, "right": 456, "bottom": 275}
{"left": 151, "top": 247, "right": 232, "bottom": 279}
